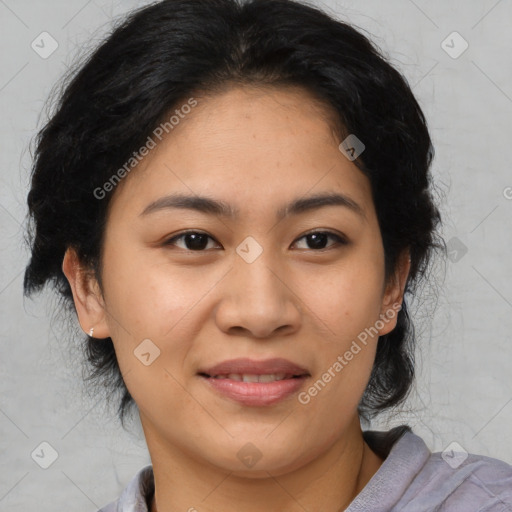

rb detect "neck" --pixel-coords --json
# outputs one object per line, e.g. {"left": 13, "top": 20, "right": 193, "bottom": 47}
{"left": 146, "top": 417, "right": 384, "bottom": 512}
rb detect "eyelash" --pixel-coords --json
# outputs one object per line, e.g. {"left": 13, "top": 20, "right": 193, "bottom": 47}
{"left": 162, "top": 230, "right": 348, "bottom": 252}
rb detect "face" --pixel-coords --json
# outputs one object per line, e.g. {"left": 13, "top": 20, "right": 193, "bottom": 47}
{"left": 66, "top": 85, "right": 408, "bottom": 477}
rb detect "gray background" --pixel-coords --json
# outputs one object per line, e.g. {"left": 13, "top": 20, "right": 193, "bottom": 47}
{"left": 1, "top": 0, "right": 512, "bottom": 510}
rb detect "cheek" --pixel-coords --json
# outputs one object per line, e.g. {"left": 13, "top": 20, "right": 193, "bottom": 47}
{"left": 101, "top": 253, "right": 201, "bottom": 415}
{"left": 298, "top": 270, "right": 384, "bottom": 418}
{"left": 102, "top": 243, "right": 211, "bottom": 339}
{"left": 307, "top": 262, "right": 385, "bottom": 342}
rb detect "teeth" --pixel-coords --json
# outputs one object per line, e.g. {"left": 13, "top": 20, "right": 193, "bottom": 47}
{"left": 258, "top": 373, "right": 286, "bottom": 382}
{"left": 242, "top": 374, "right": 260, "bottom": 383}
{"left": 212, "top": 373, "right": 289, "bottom": 382}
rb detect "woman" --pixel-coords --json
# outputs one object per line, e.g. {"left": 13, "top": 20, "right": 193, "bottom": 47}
{"left": 23, "top": 0, "right": 512, "bottom": 510}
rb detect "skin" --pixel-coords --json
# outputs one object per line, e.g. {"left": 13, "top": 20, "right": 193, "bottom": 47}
{"left": 63, "top": 85, "right": 410, "bottom": 512}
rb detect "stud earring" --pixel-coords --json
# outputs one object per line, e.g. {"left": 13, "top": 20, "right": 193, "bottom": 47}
{"left": 89, "top": 327, "right": 94, "bottom": 337}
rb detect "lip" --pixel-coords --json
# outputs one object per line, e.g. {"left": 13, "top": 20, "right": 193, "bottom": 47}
{"left": 197, "top": 358, "right": 310, "bottom": 407}
{"left": 198, "top": 357, "right": 310, "bottom": 377}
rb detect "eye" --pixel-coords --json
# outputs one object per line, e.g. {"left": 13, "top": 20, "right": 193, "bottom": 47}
{"left": 163, "top": 229, "right": 348, "bottom": 252}
{"left": 292, "top": 230, "right": 348, "bottom": 250}
{"left": 163, "top": 231, "right": 221, "bottom": 251}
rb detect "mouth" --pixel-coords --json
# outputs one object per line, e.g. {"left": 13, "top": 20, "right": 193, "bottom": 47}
{"left": 198, "top": 372, "right": 305, "bottom": 382}
{"left": 197, "top": 358, "right": 310, "bottom": 406}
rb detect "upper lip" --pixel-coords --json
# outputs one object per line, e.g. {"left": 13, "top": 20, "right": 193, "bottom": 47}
{"left": 198, "top": 358, "right": 310, "bottom": 377}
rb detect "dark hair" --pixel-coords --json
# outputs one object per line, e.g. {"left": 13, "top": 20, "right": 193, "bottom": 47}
{"left": 23, "top": 0, "right": 444, "bottom": 426}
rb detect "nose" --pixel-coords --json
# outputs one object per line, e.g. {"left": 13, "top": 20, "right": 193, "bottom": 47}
{"left": 214, "top": 248, "right": 302, "bottom": 339}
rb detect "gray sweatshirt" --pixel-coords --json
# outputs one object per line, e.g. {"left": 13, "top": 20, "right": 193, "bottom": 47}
{"left": 97, "top": 425, "right": 512, "bottom": 511}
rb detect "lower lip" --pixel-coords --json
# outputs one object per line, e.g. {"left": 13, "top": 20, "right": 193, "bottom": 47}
{"left": 199, "top": 375, "right": 308, "bottom": 406}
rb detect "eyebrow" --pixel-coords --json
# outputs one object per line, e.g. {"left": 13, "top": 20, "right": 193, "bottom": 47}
{"left": 140, "top": 192, "right": 366, "bottom": 221}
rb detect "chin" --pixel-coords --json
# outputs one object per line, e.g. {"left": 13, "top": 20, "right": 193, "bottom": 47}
{"left": 200, "top": 438, "right": 318, "bottom": 479}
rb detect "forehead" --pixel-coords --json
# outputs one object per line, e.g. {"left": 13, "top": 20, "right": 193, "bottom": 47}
{"left": 106, "top": 85, "right": 373, "bottom": 221}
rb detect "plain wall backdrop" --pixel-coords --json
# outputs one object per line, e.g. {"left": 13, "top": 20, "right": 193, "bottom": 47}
{"left": 1, "top": 0, "right": 511, "bottom": 510}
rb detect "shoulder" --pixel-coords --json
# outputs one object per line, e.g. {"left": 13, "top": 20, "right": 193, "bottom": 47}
{"left": 357, "top": 426, "right": 512, "bottom": 511}
{"left": 97, "top": 502, "right": 117, "bottom": 512}
{"left": 96, "top": 464, "right": 154, "bottom": 512}
{"left": 395, "top": 437, "right": 512, "bottom": 511}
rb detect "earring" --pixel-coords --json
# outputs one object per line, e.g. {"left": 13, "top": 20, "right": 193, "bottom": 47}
{"left": 89, "top": 327, "right": 94, "bottom": 337}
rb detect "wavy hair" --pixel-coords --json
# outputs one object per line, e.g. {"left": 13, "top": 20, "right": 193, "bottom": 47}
{"left": 24, "top": 0, "right": 445, "bottom": 426}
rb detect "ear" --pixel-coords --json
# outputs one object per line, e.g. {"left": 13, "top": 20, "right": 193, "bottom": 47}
{"left": 377, "top": 249, "right": 411, "bottom": 336}
{"left": 62, "top": 247, "right": 110, "bottom": 339}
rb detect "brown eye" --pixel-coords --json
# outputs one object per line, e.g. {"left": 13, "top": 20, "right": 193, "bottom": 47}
{"left": 164, "top": 231, "right": 220, "bottom": 251}
{"left": 293, "top": 231, "right": 347, "bottom": 250}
